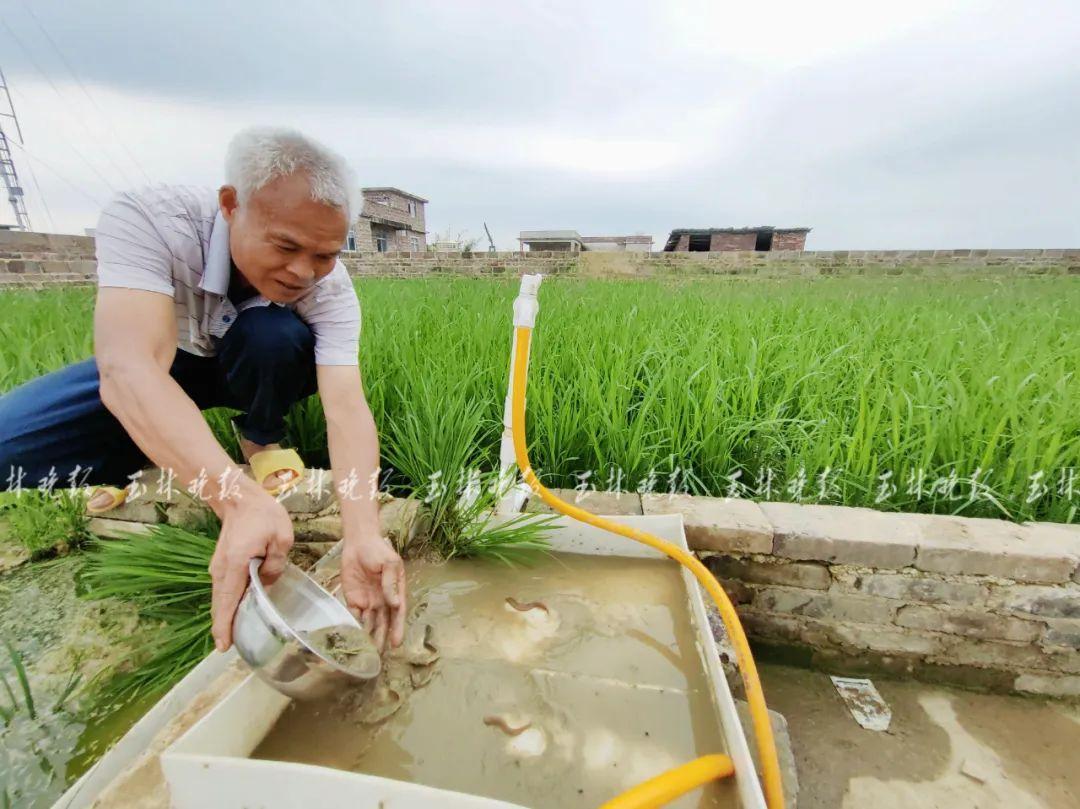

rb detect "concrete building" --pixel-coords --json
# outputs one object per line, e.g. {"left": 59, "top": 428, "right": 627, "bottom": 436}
{"left": 518, "top": 230, "right": 653, "bottom": 252}
{"left": 350, "top": 187, "right": 428, "bottom": 252}
{"left": 663, "top": 227, "right": 810, "bottom": 252}
{"left": 518, "top": 230, "right": 583, "bottom": 252}
{"left": 580, "top": 234, "right": 653, "bottom": 252}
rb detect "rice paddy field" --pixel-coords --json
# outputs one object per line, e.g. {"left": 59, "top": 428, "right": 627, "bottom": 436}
{"left": 1, "top": 275, "right": 1077, "bottom": 523}
{"left": 1, "top": 273, "right": 1079, "bottom": 805}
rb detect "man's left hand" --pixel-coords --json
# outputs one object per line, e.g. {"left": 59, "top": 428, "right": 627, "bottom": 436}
{"left": 340, "top": 536, "right": 407, "bottom": 652}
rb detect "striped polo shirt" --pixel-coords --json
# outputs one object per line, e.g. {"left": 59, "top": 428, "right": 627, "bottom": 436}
{"left": 94, "top": 184, "right": 361, "bottom": 366}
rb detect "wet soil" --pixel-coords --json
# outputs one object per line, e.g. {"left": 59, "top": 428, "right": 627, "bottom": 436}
{"left": 300, "top": 624, "right": 380, "bottom": 677}
{"left": 0, "top": 556, "right": 149, "bottom": 808}
{"left": 760, "top": 663, "right": 1080, "bottom": 808}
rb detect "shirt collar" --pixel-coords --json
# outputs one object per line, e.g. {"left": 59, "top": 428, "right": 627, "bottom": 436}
{"left": 200, "top": 210, "right": 231, "bottom": 296}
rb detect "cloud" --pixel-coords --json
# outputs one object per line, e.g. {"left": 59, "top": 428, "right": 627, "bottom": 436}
{"left": 0, "top": 0, "right": 1077, "bottom": 248}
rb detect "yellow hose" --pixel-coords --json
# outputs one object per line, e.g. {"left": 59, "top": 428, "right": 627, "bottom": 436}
{"left": 510, "top": 325, "right": 784, "bottom": 809}
{"left": 598, "top": 755, "right": 734, "bottom": 809}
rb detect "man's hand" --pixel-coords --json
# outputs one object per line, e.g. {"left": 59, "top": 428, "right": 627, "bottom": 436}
{"left": 340, "top": 536, "right": 406, "bottom": 652}
{"left": 209, "top": 484, "right": 295, "bottom": 651}
{"left": 316, "top": 365, "right": 403, "bottom": 651}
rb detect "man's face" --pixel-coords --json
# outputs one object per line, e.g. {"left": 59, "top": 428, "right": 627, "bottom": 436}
{"left": 219, "top": 172, "right": 349, "bottom": 304}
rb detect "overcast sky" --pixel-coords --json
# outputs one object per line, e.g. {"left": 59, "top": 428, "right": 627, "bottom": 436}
{"left": 0, "top": 0, "right": 1077, "bottom": 249}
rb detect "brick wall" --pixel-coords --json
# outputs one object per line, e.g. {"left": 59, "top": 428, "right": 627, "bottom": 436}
{"left": 526, "top": 490, "right": 1080, "bottom": 697}
{"left": 710, "top": 232, "right": 757, "bottom": 251}
{"left": 772, "top": 232, "right": 807, "bottom": 250}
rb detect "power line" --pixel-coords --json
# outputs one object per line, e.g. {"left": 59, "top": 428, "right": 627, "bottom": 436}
{"left": 0, "top": 65, "right": 23, "bottom": 143}
{"left": 8, "top": 82, "right": 121, "bottom": 195}
{"left": 1, "top": 16, "right": 128, "bottom": 190}
{"left": 22, "top": 156, "right": 55, "bottom": 231}
{"left": 9, "top": 137, "right": 104, "bottom": 208}
{"left": 19, "top": 2, "right": 152, "bottom": 184}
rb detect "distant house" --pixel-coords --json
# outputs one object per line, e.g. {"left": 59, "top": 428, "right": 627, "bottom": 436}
{"left": 518, "top": 230, "right": 652, "bottom": 252}
{"left": 349, "top": 187, "right": 428, "bottom": 252}
{"left": 663, "top": 227, "right": 810, "bottom": 252}
{"left": 580, "top": 235, "right": 653, "bottom": 252}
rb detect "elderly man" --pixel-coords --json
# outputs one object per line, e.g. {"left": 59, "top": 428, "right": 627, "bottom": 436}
{"left": 0, "top": 127, "right": 406, "bottom": 652}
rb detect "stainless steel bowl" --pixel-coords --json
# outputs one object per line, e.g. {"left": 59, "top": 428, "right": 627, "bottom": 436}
{"left": 232, "top": 558, "right": 381, "bottom": 700}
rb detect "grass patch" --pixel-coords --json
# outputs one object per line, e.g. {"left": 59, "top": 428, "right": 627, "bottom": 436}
{"left": 0, "top": 491, "right": 90, "bottom": 559}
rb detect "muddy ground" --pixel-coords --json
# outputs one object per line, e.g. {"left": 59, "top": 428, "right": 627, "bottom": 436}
{"left": 760, "top": 662, "right": 1080, "bottom": 808}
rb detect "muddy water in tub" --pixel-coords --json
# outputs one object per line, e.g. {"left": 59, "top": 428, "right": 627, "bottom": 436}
{"left": 253, "top": 554, "right": 735, "bottom": 808}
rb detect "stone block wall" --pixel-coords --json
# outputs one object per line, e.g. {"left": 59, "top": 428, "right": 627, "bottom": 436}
{"left": 526, "top": 489, "right": 1080, "bottom": 697}
{"left": 0, "top": 230, "right": 97, "bottom": 289}
{"left": 341, "top": 248, "right": 1080, "bottom": 279}
{"left": 0, "top": 230, "right": 95, "bottom": 260}
{"left": 340, "top": 250, "right": 580, "bottom": 277}
{"left": 81, "top": 472, "right": 1080, "bottom": 696}
{"left": 83, "top": 466, "right": 420, "bottom": 556}
{"left": 1, "top": 226, "right": 1078, "bottom": 288}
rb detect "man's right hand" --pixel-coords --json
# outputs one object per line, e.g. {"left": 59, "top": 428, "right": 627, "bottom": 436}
{"left": 209, "top": 480, "right": 295, "bottom": 651}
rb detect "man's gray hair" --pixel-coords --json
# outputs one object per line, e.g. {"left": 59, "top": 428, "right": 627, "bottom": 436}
{"left": 225, "top": 126, "right": 359, "bottom": 220}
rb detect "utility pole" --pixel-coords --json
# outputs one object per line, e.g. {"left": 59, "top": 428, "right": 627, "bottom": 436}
{"left": 0, "top": 66, "right": 32, "bottom": 231}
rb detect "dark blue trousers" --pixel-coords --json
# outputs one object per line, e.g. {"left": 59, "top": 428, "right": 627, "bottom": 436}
{"left": 0, "top": 305, "right": 317, "bottom": 488}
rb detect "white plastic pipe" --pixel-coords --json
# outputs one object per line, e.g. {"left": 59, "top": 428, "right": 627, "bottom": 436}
{"left": 497, "top": 274, "right": 543, "bottom": 514}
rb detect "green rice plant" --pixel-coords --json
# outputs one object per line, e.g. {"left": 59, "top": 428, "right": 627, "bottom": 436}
{"left": 202, "top": 408, "right": 244, "bottom": 462}
{"left": 368, "top": 320, "right": 555, "bottom": 561}
{"left": 0, "top": 641, "right": 82, "bottom": 724}
{"left": 399, "top": 466, "right": 556, "bottom": 564}
{"left": 2, "top": 277, "right": 1078, "bottom": 524}
{"left": 78, "top": 525, "right": 216, "bottom": 703}
{"left": 284, "top": 397, "right": 329, "bottom": 469}
{"left": 0, "top": 289, "right": 94, "bottom": 392}
{"left": 442, "top": 489, "right": 556, "bottom": 565}
{"left": 380, "top": 372, "right": 489, "bottom": 519}
{"left": 0, "top": 490, "right": 91, "bottom": 558}
{"left": 0, "top": 640, "right": 35, "bottom": 722}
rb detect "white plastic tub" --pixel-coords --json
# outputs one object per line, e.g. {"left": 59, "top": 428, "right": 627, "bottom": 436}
{"left": 55, "top": 513, "right": 766, "bottom": 809}
{"left": 161, "top": 513, "right": 766, "bottom": 809}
